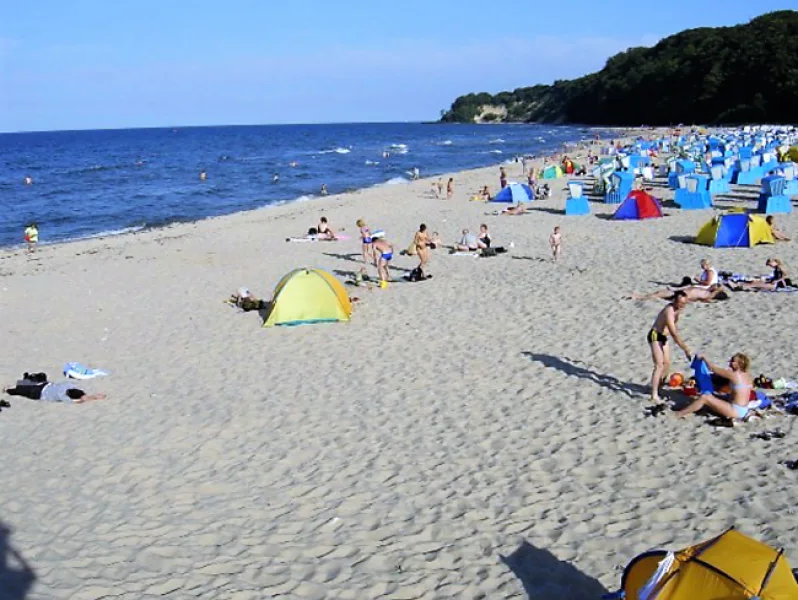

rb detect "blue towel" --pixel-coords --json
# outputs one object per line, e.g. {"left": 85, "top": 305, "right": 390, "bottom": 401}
{"left": 691, "top": 357, "right": 714, "bottom": 394}
{"left": 64, "top": 362, "right": 109, "bottom": 380}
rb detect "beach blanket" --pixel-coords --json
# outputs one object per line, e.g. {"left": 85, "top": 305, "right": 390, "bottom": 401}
{"left": 285, "top": 234, "right": 351, "bottom": 243}
{"left": 450, "top": 251, "right": 480, "bottom": 257}
{"left": 64, "top": 362, "right": 109, "bottom": 380}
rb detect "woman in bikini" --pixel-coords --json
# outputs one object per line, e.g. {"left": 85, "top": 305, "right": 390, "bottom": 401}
{"left": 676, "top": 353, "right": 753, "bottom": 420}
{"left": 477, "top": 224, "right": 491, "bottom": 249}
{"left": 356, "top": 219, "right": 373, "bottom": 263}
{"left": 736, "top": 258, "right": 792, "bottom": 291}
{"left": 414, "top": 224, "right": 430, "bottom": 275}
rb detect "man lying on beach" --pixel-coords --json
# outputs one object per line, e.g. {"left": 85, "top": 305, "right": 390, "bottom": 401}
{"left": 625, "top": 284, "right": 728, "bottom": 303}
{"left": 767, "top": 216, "right": 791, "bottom": 242}
{"left": 5, "top": 381, "right": 106, "bottom": 404}
{"left": 502, "top": 203, "right": 526, "bottom": 215}
{"left": 647, "top": 291, "right": 692, "bottom": 404}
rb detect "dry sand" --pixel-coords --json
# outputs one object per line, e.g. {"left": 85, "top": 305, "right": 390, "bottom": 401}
{"left": 1, "top": 135, "right": 798, "bottom": 599}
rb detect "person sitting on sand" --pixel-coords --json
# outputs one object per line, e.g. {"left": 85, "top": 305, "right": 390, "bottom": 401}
{"left": 477, "top": 224, "right": 491, "bottom": 249}
{"left": 428, "top": 231, "right": 443, "bottom": 250}
{"left": 455, "top": 229, "right": 479, "bottom": 252}
{"left": 647, "top": 291, "right": 692, "bottom": 404}
{"left": 732, "top": 258, "right": 792, "bottom": 291}
{"left": 316, "top": 216, "right": 336, "bottom": 240}
{"left": 675, "top": 353, "right": 753, "bottom": 420}
{"left": 766, "top": 216, "right": 791, "bottom": 242}
{"left": 691, "top": 258, "right": 718, "bottom": 289}
{"left": 626, "top": 284, "right": 728, "bottom": 303}
{"left": 5, "top": 381, "right": 106, "bottom": 404}
{"left": 371, "top": 232, "right": 394, "bottom": 284}
{"left": 480, "top": 185, "right": 492, "bottom": 201}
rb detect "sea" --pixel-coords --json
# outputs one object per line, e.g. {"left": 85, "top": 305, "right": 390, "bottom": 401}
{"left": 0, "top": 122, "right": 609, "bottom": 248}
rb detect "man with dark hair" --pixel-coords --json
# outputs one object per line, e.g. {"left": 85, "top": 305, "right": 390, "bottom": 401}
{"left": 647, "top": 291, "right": 692, "bottom": 404}
{"left": 5, "top": 381, "right": 105, "bottom": 404}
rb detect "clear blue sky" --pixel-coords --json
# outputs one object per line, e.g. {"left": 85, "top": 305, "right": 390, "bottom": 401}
{"left": 1, "top": 1, "right": 794, "bottom": 132}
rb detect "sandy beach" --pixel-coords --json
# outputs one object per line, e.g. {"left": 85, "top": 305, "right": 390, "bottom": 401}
{"left": 2, "top": 134, "right": 798, "bottom": 599}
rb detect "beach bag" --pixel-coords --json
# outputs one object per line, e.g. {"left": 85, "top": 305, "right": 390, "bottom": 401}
{"left": 407, "top": 267, "right": 425, "bottom": 282}
{"left": 480, "top": 248, "right": 497, "bottom": 258}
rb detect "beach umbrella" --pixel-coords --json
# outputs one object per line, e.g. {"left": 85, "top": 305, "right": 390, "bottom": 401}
{"left": 490, "top": 182, "right": 534, "bottom": 203}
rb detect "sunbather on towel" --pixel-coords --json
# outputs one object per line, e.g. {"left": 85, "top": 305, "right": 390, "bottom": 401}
{"left": 676, "top": 353, "right": 753, "bottom": 420}
{"left": 731, "top": 259, "right": 792, "bottom": 291}
{"left": 767, "top": 216, "right": 791, "bottom": 242}
{"left": 625, "top": 284, "right": 728, "bottom": 303}
{"left": 502, "top": 203, "right": 526, "bottom": 215}
{"left": 5, "top": 382, "right": 106, "bottom": 404}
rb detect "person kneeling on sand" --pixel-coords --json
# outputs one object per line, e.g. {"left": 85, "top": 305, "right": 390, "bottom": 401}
{"left": 5, "top": 381, "right": 106, "bottom": 404}
{"left": 675, "top": 353, "right": 753, "bottom": 420}
{"left": 626, "top": 284, "right": 728, "bottom": 303}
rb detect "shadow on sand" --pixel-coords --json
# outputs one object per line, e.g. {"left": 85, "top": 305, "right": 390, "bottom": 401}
{"left": 501, "top": 540, "right": 608, "bottom": 599}
{"left": 522, "top": 352, "right": 649, "bottom": 398}
{"left": 323, "top": 252, "right": 411, "bottom": 273}
{"left": 0, "top": 522, "right": 35, "bottom": 599}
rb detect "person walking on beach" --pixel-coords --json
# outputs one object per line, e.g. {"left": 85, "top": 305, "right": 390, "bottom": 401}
{"left": 648, "top": 291, "right": 692, "bottom": 404}
{"left": 446, "top": 177, "right": 454, "bottom": 199}
{"left": 436, "top": 178, "right": 444, "bottom": 198}
{"left": 371, "top": 232, "right": 393, "bottom": 286}
{"left": 414, "top": 223, "right": 430, "bottom": 276}
{"left": 356, "top": 219, "right": 374, "bottom": 264}
{"left": 24, "top": 223, "right": 39, "bottom": 253}
{"left": 549, "top": 226, "right": 562, "bottom": 262}
{"left": 500, "top": 166, "right": 508, "bottom": 189}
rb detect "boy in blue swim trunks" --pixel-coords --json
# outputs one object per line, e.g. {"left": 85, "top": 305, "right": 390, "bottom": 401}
{"left": 372, "top": 232, "right": 394, "bottom": 285}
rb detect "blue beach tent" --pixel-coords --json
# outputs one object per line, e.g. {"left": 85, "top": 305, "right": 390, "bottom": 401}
{"left": 491, "top": 182, "right": 534, "bottom": 203}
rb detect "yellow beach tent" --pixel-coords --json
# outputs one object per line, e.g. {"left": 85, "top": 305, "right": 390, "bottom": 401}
{"left": 542, "top": 164, "right": 564, "bottom": 179}
{"left": 263, "top": 268, "right": 352, "bottom": 327}
{"left": 695, "top": 213, "right": 774, "bottom": 248}
{"left": 620, "top": 528, "right": 798, "bottom": 600}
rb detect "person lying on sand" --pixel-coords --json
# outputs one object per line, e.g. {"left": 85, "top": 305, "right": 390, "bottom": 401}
{"left": 625, "top": 284, "right": 728, "bottom": 303}
{"left": 647, "top": 291, "right": 692, "bottom": 404}
{"left": 766, "top": 216, "right": 791, "bottom": 242}
{"left": 5, "top": 381, "right": 106, "bottom": 404}
{"left": 675, "top": 353, "right": 753, "bottom": 420}
{"left": 502, "top": 203, "right": 526, "bottom": 215}
{"left": 227, "top": 287, "right": 268, "bottom": 311}
{"left": 428, "top": 231, "right": 444, "bottom": 250}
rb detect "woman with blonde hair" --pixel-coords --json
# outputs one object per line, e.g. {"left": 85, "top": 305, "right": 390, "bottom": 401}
{"left": 676, "top": 353, "right": 753, "bottom": 420}
{"left": 737, "top": 258, "right": 792, "bottom": 291}
{"left": 356, "top": 219, "right": 374, "bottom": 264}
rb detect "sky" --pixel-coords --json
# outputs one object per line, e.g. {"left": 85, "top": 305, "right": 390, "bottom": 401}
{"left": 0, "top": 1, "right": 795, "bottom": 132}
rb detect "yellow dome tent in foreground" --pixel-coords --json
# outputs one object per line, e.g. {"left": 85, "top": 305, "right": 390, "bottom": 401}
{"left": 263, "top": 268, "right": 352, "bottom": 327}
{"left": 620, "top": 528, "right": 798, "bottom": 600}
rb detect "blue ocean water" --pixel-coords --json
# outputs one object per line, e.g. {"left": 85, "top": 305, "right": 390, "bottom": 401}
{"left": 0, "top": 123, "right": 605, "bottom": 247}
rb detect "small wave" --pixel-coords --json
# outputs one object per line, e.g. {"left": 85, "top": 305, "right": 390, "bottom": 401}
{"left": 489, "top": 138, "right": 505, "bottom": 144}
{"left": 382, "top": 177, "right": 410, "bottom": 186}
{"left": 389, "top": 143, "right": 407, "bottom": 149}
{"left": 319, "top": 147, "right": 351, "bottom": 154}
{"left": 53, "top": 225, "right": 146, "bottom": 245}
{"left": 365, "top": 160, "right": 379, "bottom": 165}
{"left": 489, "top": 150, "right": 503, "bottom": 154}
{"left": 292, "top": 195, "right": 314, "bottom": 203}
{"left": 437, "top": 140, "right": 453, "bottom": 146}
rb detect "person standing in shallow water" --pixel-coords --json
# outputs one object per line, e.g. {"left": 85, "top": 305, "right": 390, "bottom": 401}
{"left": 24, "top": 223, "right": 39, "bottom": 253}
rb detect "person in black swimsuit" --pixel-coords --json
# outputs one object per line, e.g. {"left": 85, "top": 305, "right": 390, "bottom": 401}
{"left": 647, "top": 291, "right": 692, "bottom": 404}
{"left": 737, "top": 258, "right": 792, "bottom": 291}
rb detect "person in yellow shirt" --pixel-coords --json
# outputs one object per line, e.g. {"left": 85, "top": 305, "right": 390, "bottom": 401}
{"left": 24, "top": 223, "right": 38, "bottom": 253}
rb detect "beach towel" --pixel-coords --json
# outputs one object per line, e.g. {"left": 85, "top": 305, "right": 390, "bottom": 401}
{"left": 64, "top": 362, "right": 109, "bottom": 380}
{"left": 691, "top": 357, "right": 714, "bottom": 394}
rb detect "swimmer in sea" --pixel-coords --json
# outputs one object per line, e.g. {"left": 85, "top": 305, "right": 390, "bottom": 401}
{"left": 320, "top": 183, "right": 328, "bottom": 196}
{"left": 272, "top": 173, "right": 280, "bottom": 183}
{"left": 200, "top": 170, "right": 207, "bottom": 181}
{"left": 24, "top": 175, "right": 33, "bottom": 185}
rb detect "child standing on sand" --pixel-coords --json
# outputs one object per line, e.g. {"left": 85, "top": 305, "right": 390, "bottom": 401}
{"left": 356, "top": 219, "right": 374, "bottom": 264}
{"left": 549, "top": 226, "right": 562, "bottom": 262}
{"left": 24, "top": 223, "right": 39, "bottom": 253}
